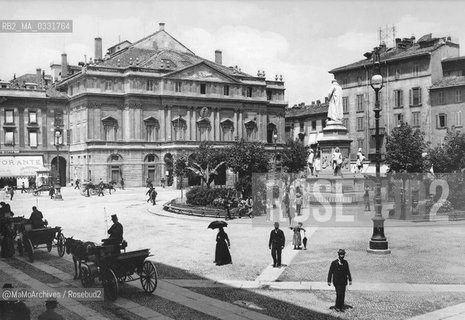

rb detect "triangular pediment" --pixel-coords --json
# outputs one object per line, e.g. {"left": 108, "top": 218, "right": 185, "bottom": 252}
{"left": 131, "top": 30, "right": 194, "bottom": 55}
{"left": 164, "top": 62, "right": 240, "bottom": 83}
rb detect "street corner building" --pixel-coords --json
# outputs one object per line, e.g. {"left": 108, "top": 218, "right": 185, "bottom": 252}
{"left": 0, "top": 70, "right": 68, "bottom": 188}
{"left": 288, "top": 33, "right": 464, "bottom": 165}
{"left": 52, "top": 23, "right": 288, "bottom": 187}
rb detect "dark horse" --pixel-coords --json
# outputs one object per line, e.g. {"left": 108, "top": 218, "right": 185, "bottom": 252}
{"left": 65, "top": 237, "right": 96, "bottom": 280}
{"left": 102, "top": 182, "right": 116, "bottom": 194}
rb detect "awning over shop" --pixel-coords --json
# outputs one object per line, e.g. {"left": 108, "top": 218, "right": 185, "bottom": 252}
{"left": 0, "top": 156, "right": 44, "bottom": 178}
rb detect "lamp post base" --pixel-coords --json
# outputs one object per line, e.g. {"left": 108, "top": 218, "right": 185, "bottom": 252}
{"left": 368, "top": 216, "right": 390, "bottom": 253}
{"left": 366, "top": 247, "right": 391, "bottom": 254}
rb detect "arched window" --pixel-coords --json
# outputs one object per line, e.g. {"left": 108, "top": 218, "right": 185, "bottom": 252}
{"left": 267, "top": 123, "right": 277, "bottom": 143}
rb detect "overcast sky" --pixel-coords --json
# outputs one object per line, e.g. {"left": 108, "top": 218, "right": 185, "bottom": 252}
{"left": 0, "top": 0, "right": 464, "bottom": 106}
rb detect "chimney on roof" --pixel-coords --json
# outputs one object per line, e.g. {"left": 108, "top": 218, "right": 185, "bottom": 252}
{"left": 36, "top": 68, "right": 42, "bottom": 86}
{"left": 215, "top": 50, "right": 222, "bottom": 65}
{"left": 317, "top": 100, "right": 321, "bottom": 105}
{"left": 325, "top": 97, "right": 328, "bottom": 103}
{"left": 159, "top": 23, "right": 165, "bottom": 31}
{"left": 61, "top": 53, "right": 68, "bottom": 79}
{"left": 94, "top": 37, "right": 102, "bottom": 62}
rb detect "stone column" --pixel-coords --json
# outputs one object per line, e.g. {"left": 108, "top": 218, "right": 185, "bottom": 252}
{"left": 123, "top": 104, "right": 130, "bottom": 141}
{"left": 167, "top": 107, "right": 172, "bottom": 141}
{"left": 215, "top": 108, "right": 220, "bottom": 142}
{"left": 160, "top": 107, "right": 165, "bottom": 141}
{"left": 233, "top": 109, "right": 238, "bottom": 140}
{"left": 209, "top": 109, "right": 214, "bottom": 141}
{"left": 192, "top": 108, "right": 197, "bottom": 141}
{"left": 238, "top": 110, "right": 243, "bottom": 139}
{"left": 186, "top": 107, "right": 191, "bottom": 141}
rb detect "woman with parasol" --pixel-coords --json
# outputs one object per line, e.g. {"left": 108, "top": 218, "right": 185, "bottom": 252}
{"left": 208, "top": 221, "right": 232, "bottom": 266}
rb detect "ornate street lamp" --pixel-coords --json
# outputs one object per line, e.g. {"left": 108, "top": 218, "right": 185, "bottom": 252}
{"left": 54, "top": 129, "right": 64, "bottom": 201}
{"left": 368, "top": 46, "right": 389, "bottom": 253}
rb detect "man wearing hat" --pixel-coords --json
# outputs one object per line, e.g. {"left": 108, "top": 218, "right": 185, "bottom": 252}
{"left": 107, "top": 214, "right": 123, "bottom": 244}
{"left": 268, "top": 222, "right": 285, "bottom": 268}
{"left": 327, "top": 249, "right": 352, "bottom": 312}
{"left": 38, "top": 299, "right": 64, "bottom": 320}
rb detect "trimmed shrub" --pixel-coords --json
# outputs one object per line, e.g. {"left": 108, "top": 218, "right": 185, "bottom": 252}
{"left": 186, "top": 187, "right": 236, "bottom": 207}
{"left": 425, "top": 199, "right": 454, "bottom": 214}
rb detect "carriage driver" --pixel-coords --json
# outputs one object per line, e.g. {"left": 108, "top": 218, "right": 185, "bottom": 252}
{"left": 106, "top": 214, "right": 123, "bottom": 244}
{"left": 28, "top": 206, "right": 46, "bottom": 229}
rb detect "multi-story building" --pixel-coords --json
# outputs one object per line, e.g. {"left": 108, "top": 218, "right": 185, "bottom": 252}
{"left": 285, "top": 99, "right": 328, "bottom": 149}
{"left": 430, "top": 56, "right": 465, "bottom": 145}
{"left": 329, "top": 34, "right": 460, "bottom": 159}
{"left": 55, "top": 23, "right": 287, "bottom": 187}
{"left": 0, "top": 69, "right": 68, "bottom": 188}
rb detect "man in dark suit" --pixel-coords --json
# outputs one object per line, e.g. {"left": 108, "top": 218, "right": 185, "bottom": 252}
{"left": 269, "top": 222, "right": 285, "bottom": 268}
{"left": 107, "top": 214, "right": 123, "bottom": 243}
{"left": 327, "top": 249, "right": 352, "bottom": 312}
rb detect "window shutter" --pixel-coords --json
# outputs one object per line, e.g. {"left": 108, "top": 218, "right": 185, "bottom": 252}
{"left": 419, "top": 88, "right": 422, "bottom": 105}
{"left": 400, "top": 90, "right": 404, "bottom": 107}
{"left": 409, "top": 89, "right": 412, "bottom": 106}
{"left": 445, "top": 114, "right": 447, "bottom": 127}
{"left": 436, "top": 115, "right": 438, "bottom": 129}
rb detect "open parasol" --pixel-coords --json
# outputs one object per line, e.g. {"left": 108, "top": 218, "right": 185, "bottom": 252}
{"left": 207, "top": 220, "right": 228, "bottom": 229}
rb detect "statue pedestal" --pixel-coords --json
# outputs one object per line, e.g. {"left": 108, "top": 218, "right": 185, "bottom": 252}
{"left": 317, "top": 120, "right": 353, "bottom": 175}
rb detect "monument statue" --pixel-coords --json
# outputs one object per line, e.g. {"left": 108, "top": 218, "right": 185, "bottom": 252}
{"left": 327, "top": 79, "right": 343, "bottom": 122}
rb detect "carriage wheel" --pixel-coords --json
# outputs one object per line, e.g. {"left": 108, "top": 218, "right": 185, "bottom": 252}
{"left": 80, "top": 265, "right": 94, "bottom": 288}
{"left": 90, "top": 188, "right": 97, "bottom": 196}
{"left": 140, "top": 261, "right": 158, "bottom": 294}
{"left": 102, "top": 269, "right": 118, "bottom": 301}
{"left": 46, "top": 242, "right": 52, "bottom": 252}
{"left": 56, "top": 233, "right": 65, "bottom": 257}
{"left": 25, "top": 239, "right": 34, "bottom": 262}
{"left": 17, "top": 239, "right": 23, "bottom": 256}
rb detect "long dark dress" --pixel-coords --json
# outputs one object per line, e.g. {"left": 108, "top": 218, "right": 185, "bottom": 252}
{"left": 214, "top": 230, "right": 232, "bottom": 266}
{"left": 1, "top": 225, "right": 15, "bottom": 258}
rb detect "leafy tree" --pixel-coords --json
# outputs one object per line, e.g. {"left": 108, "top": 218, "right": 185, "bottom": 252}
{"left": 186, "top": 142, "right": 226, "bottom": 188}
{"left": 280, "top": 138, "right": 310, "bottom": 173}
{"left": 385, "top": 122, "right": 427, "bottom": 173}
{"left": 225, "top": 140, "right": 270, "bottom": 177}
{"left": 224, "top": 140, "right": 270, "bottom": 197}
{"left": 429, "top": 128, "right": 465, "bottom": 173}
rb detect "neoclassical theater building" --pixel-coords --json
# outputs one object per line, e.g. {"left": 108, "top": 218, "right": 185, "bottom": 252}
{"left": 56, "top": 23, "right": 287, "bottom": 187}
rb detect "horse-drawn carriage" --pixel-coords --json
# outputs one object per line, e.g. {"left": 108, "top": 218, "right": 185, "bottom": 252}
{"left": 66, "top": 239, "right": 157, "bottom": 301}
{"left": 16, "top": 223, "right": 66, "bottom": 262}
{"left": 79, "top": 182, "right": 116, "bottom": 197}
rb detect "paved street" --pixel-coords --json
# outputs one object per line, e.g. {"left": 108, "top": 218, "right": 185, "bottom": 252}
{"left": 1, "top": 187, "right": 464, "bottom": 319}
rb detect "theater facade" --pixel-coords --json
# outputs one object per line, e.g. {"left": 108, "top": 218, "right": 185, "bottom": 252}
{"left": 56, "top": 23, "right": 287, "bottom": 187}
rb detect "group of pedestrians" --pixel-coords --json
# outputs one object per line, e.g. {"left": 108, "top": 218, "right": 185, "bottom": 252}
{"left": 268, "top": 222, "right": 352, "bottom": 312}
